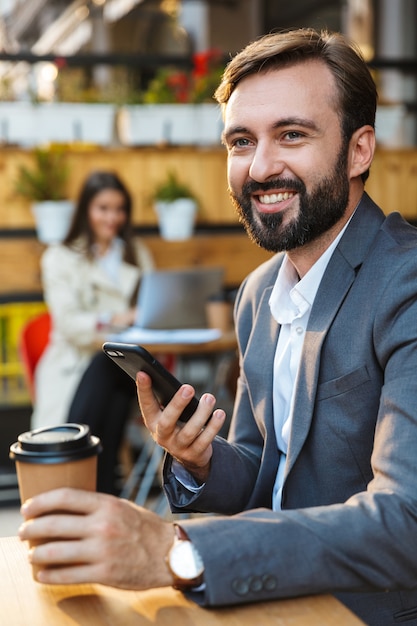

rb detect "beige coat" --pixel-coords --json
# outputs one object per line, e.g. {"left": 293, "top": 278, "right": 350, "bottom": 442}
{"left": 31, "top": 238, "right": 153, "bottom": 429}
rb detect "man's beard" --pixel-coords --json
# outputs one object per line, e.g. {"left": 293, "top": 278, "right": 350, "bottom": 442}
{"left": 229, "top": 145, "right": 350, "bottom": 253}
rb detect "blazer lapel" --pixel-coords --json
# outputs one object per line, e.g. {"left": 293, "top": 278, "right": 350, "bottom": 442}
{"left": 244, "top": 285, "right": 279, "bottom": 437}
{"left": 284, "top": 248, "right": 356, "bottom": 476}
{"left": 284, "top": 194, "right": 385, "bottom": 479}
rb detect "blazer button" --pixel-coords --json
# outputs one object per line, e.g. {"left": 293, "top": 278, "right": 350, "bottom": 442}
{"left": 232, "top": 578, "right": 250, "bottom": 596}
{"left": 249, "top": 576, "right": 263, "bottom": 593}
{"left": 262, "top": 574, "right": 277, "bottom": 591}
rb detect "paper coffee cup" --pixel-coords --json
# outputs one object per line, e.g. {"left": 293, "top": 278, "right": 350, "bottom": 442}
{"left": 206, "top": 300, "right": 233, "bottom": 333}
{"left": 9, "top": 423, "right": 101, "bottom": 579}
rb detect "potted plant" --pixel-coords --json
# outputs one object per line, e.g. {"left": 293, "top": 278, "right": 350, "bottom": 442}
{"left": 14, "top": 146, "right": 74, "bottom": 244}
{"left": 152, "top": 170, "right": 198, "bottom": 240}
{"left": 120, "top": 49, "right": 225, "bottom": 146}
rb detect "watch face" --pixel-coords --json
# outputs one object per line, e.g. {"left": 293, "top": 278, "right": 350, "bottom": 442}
{"left": 170, "top": 540, "right": 204, "bottom": 580}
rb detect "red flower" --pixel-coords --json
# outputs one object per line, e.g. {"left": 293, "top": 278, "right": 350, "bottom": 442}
{"left": 54, "top": 57, "right": 67, "bottom": 70}
{"left": 166, "top": 72, "right": 191, "bottom": 103}
{"left": 144, "top": 49, "right": 225, "bottom": 104}
{"left": 192, "top": 49, "right": 223, "bottom": 79}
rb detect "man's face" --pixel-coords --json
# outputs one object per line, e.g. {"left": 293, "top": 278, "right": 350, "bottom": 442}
{"left": 222, "top": 61, "right": 352, "bottom": 253}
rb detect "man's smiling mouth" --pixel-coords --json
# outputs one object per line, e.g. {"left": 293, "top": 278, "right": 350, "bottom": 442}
{"left": 258, "top": 192, "right": 295, "bottom": 204}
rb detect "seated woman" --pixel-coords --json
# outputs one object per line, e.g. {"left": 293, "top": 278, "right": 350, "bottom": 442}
{"left": 31, "top": 170, "right": 153, "bottom": 494}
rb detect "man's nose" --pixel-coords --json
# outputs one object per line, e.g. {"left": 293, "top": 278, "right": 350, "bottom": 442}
{"left": 249, "top": 145, "right": 286, "bottom": 183}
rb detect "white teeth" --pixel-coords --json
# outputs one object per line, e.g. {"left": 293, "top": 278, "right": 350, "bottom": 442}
{"left": 259, "top": 192, "right": 294, "bottom": 204}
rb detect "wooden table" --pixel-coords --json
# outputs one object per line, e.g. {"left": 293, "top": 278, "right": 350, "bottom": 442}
{"left": 1, "top": 536, "right": 364, "bottom": 626}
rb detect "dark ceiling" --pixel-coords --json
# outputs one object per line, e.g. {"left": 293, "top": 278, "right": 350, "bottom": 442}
{"left": 263, "top": 0, "right": 343, "bottom": 34}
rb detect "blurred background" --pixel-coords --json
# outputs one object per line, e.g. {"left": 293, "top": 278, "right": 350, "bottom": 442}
{"left": 0, "top": 0, "right": 416, "bottom": 515}
{"left": 0, "top": 0, "right": 416, "bottom": 145}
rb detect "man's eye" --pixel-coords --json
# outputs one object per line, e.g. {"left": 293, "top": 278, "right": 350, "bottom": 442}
{"left": 285, "top": 131, "right": 303, "bottom": 140}
{"left": 233, "top": 137, "right": 251, "bottom": 147}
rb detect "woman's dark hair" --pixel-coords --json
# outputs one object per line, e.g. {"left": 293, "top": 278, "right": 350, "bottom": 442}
{"left": 64, "top": 171, "right": 138, "bottom": 265}
{"left": 215, "top": 28, "right": 377, "bottom": 183}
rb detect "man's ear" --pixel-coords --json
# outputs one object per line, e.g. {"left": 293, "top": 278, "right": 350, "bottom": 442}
{"left": 348, "top": 125, "right": 375, "bottom": 180}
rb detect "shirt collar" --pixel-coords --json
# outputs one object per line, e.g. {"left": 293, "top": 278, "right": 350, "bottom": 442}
{"left": 269, "top": 217, "right": 352, "bottom": 324}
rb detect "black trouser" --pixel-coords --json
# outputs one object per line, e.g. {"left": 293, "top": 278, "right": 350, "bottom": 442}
{"left": 67, "top": 351, "right": 137, "bottom": 495}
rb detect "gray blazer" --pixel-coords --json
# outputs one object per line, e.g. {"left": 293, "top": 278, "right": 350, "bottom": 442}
{"left": 164, "top": 193, "right": 417, "bottom": 625}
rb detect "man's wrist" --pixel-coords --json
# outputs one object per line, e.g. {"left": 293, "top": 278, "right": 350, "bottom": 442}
{"left": 171, "top": 459, "right": 206, "bottom": 492}
{"left": 165, "top": 524, "right": 205, "bottom": 590}
{"left": 181, "top": 461, "right": 211, "bottom": 485}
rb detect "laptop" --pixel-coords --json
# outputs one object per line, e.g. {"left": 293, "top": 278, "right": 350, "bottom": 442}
{"left": 134, "top": 267, "right": 225, "bottom": 330}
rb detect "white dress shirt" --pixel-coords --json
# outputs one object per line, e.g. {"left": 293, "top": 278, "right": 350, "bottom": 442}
{"left": 269, "top": 224, "right": 349, "bottom": 510}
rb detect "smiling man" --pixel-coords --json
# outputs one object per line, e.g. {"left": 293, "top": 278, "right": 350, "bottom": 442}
{"left": 19, "top": 29, "right": 417, "bottom": 626}
{"left": 224, "top": 61, "right": 359, "bottom": 266}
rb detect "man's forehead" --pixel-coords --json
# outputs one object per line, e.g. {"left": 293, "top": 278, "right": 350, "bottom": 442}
{"left": 231, "top": 60, "right": 334, "bottom": 97}
{"left": 224, "top": 61, "right": 338, "bottom": 125}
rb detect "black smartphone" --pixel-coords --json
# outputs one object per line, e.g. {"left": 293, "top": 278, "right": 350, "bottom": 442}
{"left": 102, "top": 341, "right": 200, "bottom": 423}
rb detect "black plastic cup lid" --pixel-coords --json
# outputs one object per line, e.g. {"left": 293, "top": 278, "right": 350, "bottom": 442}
{"left": 9, "top": 423, "right": 101, "bottom": 464}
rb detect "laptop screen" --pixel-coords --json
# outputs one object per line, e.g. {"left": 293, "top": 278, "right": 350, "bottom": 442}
{"left": 135, "top": 267, "right": 225, "bottom": 330}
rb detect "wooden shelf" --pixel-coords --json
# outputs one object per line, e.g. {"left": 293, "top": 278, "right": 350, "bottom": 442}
{"left": 0, "top": 232, "right": 274, "bottom": 297}
{"left": 1, "top": 146, "right": 417, "bottom": 230}
{"left": 1, "top": 145, "right": 416, "bottom": 299}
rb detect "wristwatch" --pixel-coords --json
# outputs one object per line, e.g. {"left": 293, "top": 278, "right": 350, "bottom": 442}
{"left": 166, "top": 524, "right": 205, "bottom": 590}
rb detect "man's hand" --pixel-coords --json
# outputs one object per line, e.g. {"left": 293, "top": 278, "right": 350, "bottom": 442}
{"left": 19, "top": 488, "right": 175, "bottom": 588}
{"left": 136, "top": 371, "right": 226, "bottom": 484}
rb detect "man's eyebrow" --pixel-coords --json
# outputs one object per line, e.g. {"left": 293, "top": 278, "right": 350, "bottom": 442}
{"left": 272, "top": 117, "right": 319, "bottom": 131}
{"left": 222, "top": 117, "right": 319, "bottom": 143}
{"left": 222, "top": 126, "right": 249, "bottom": 144}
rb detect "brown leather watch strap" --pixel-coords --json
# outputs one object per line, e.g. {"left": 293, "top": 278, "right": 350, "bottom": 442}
{"left": 174, "top": 524, "right": 190, "bottom": 541}
{"left": 167, "top": 524, "right": 205, "bottom": 590}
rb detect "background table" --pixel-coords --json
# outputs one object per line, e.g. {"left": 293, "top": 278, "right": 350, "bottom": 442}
{"left": 97, "top": 329, "right": 237, "bottom": 354}
{"left": 97, "top": 329, "right": 238, "bottom": 395}
{"left": 1, "top": 536, "right": 364, "bottom": 626}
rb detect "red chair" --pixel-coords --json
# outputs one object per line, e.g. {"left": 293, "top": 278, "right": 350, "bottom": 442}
{"left": 19, "top": 311, "right": 51, "bottom": 401}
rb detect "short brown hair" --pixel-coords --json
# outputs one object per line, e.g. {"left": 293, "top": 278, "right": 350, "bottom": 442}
{"left": 215, "top": 29, "right": 377, "bottom": 182}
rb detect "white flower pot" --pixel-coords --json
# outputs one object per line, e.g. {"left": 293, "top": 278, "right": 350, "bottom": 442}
{"left": 119, "top": 104, "right": 223, "bottom": 146}
{"left": 0, "top": 102, "right": 116, "bottom": 146}
{"left": 32, "top": 200, "right": 74, "bottom": 244}
{"left": 155, "top": 199, "right": 197, "bottom": 241}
